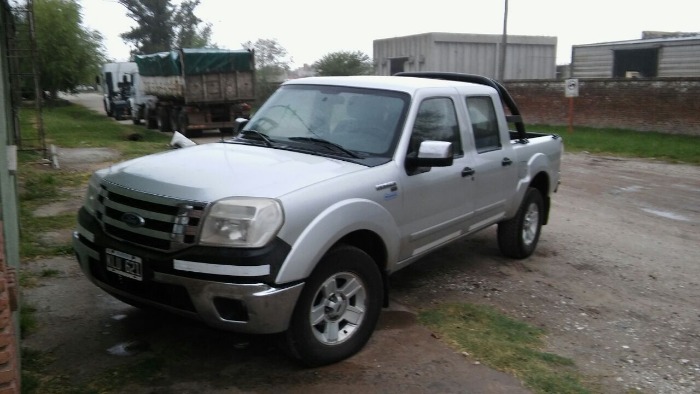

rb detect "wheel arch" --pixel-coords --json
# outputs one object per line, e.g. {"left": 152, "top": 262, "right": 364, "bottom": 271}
{"left": 336, "top": 230, "right": 390, "bottom": 307}
{"left": 529, "top": 171, "right": 551, "bottom": 224}
{"left": 275, "top": 199, "right": 398, "bottom": 306}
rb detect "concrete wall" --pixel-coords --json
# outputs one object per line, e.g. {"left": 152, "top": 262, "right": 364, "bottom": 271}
{"left": 504, "top": 78, "right": 700, "bottom": 136}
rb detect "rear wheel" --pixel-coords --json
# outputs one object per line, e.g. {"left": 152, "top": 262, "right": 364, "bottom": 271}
{"left": 284, "top": 244, "right": 383, "bottom": 367}
{"left": 498, "top": 187, "right": 544, "bottom": 259}
{"left": 157, "top": 107, "right": 171, "bottom": 132}
{"left": 145, "top": 106, "right": 158, "bottom": 129}
{"left": 104, "top": 99, "right": 112, "bottom": 117}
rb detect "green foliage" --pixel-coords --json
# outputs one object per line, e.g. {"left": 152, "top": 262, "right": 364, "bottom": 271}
{"left": 29, "top": 0, "right": 106, "bottom": 97}
{"left": 242, "top": 38, "right": 291, "bottom": 103}
{"left": 119, "top": 0, "right": 213, "bottom": 55}
{"left": 313, "top": 51, "right": 373, "bottom": 76}
{"left": 532, "top": 125, "right": 700, "bottom": 165}
{"left": 173, "top": 0, "right": 214, "bottom": 48}
{"left": 119, "top": 0, "right": 175, "bottom": 53}
{"left": 20, "top": 303, "right": 38, "bottom": 338}
{"left": 17, "top": 104, "right": 171, "bottom": 261}
{"left": 420, "top": 303, "right": 594, "bottom": 394}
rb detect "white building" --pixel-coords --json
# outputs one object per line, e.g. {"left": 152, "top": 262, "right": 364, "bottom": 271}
{"left": 373, "top": 32, "right": 557, "bottom": 80}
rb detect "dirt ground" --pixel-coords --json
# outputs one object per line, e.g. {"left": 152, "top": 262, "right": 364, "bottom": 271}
{"left": 21, "top": 141, "right": 700, "bottom": 393}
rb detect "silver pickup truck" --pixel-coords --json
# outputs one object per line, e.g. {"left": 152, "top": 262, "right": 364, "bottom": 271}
{"left": 73, "top": 72, "right": 563, "bottom": 366}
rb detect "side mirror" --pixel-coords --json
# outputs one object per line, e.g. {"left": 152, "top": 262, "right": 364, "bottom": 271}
{"left": 405, "top": 140, "right": 454, "bottom": 168}
{"left": 234, "top": 117, "right": 249, "bottom": 135}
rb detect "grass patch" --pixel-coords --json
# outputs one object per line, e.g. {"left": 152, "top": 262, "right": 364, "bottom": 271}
{"left": 20, "top": 353, "right": 166, "bottom": 394}
{"left": 419, "top": 303, "right": 594, "bottom": 394}
{"left": 17, "top": 104, "right": 172, "bottom": 262}
{"left": 532, "top": 124, "right": 700, "bottom": 165}
{"left": 24, "top": 103, "right": 171, "bottom": 158}
{"left": 20, "top": 303, "right": 38, "bottom": 339}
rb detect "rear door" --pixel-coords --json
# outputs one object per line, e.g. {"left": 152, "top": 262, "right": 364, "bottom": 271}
{"left": 464, "top": 95, "right": 518, "bottom": 230}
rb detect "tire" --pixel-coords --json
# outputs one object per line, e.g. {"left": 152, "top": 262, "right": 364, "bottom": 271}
{"left": 145, "top": 106, "right": 158, "bottom": 129}
{"left": 157, "top": 107, "right": 171, "bottom": 132}
{"left": 132, "top": 106, "right": 142, "bottom": 125}
{"left": 170, "top": 108, "right": 180, "bottom": 132}
{"left": 284, "top": 244, "right": 383, "bottom": 367}
{"left": 498, "top": 187, "right": 544, "bottom": 259}
{"left": 179, "top": 112, "right": 202, "bottom": 137}
{"left": 104, "top": 99, "right": 112, "bottom": 117}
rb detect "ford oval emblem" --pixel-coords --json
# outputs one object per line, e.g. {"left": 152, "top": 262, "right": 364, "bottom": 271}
{"left": 121, "top": 212, "right": 145, "bottom": 227}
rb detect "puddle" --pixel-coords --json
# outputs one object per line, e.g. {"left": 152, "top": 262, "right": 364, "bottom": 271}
{"left": 111, "top": 314, "right": 128, "bottom": 321}
{"left": 376, "top": 310, "right": 416, "bottom": 330}
{"left": 641, "top": 208, "right": 690, "bottom": 222}
{"left": 107, "top": 340, "right": 150, "bottom": 356}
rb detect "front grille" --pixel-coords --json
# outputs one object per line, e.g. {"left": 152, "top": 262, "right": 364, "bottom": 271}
{"left": 96, "top": 183, "right": 207, "bottom": 252}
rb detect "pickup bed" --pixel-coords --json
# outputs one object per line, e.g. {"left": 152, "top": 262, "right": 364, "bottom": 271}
{"left": 73, "top": 72, "right": 563, "bottom": 366}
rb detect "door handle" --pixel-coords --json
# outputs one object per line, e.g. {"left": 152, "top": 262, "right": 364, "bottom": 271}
{"left": 462, "top": 167, "right": 475, "bottom": 177}
{"left": 502, "top": 157, "right": 513, "bottom": 166}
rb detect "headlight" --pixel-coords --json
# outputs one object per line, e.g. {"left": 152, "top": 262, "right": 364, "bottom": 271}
{"left": 200, "top": 198, "right": 283, "bottom": 248}
{"left": 83, "top": 175, "right": 101, "bottom": 216}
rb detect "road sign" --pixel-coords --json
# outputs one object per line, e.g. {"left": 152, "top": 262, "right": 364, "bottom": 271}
{"left": 565, "top": 78, "right": 579, "bottom": 97}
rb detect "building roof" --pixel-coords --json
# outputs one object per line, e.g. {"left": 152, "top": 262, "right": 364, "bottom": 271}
{"left": 574, "top": 34, "right": 700, "bottom": 49}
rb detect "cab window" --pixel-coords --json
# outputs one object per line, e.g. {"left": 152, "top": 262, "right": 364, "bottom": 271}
{"left": 466, "top": 96, "right": 501, "bottom": 153}
{"left": 408, "top": 97, "right": 462, "bottom": 157}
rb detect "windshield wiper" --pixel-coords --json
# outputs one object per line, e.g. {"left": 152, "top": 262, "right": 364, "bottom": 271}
{"left": 238, "top": 129, "right": 274, "bottom": 147}
{"left": 288, "top": 137, "right": 361, "bottom": 158}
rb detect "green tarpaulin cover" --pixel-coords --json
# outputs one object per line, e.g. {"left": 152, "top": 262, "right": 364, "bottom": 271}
{"left": 135, "top": 48, "right": 254, "bottom": 77}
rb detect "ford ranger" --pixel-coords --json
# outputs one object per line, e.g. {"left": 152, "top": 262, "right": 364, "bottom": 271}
{"left": 73, "top": 72, "right": 563, "bottom": 366}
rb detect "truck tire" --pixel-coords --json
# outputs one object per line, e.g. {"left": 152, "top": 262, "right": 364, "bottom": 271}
{"left": 132, "top": 106, "right": 142, "bottom": 125}
{"left": 284, "top": 244, "right": 383, "bottom": 367}
{"left": 178, "top": 112, "right": 202, "bottom": 137}
{"left": 497, "top": 187, "right": 544, "bottom": 259}
{"left": 157, "top": 108, "right": 171, "bottom": 133}
{"left": 104, "top": 99, "right": 112, "bottom": 117}
{"left": 144, "top": 106, "right": 158, "bottom": 129}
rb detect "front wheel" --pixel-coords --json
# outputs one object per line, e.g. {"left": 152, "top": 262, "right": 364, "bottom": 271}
{"left": 498, "top": 187, "right": 544, "bottom": 259}
{"left": 132, "top": 105, "right": 142, "bottom": 125}
{"left": 284, "top": 244, "right": 383, "bottom": 367}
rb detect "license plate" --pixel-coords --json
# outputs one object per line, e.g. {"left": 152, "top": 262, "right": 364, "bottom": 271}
{"left": 105, "top": 248, "right": 143, "bottom": 281}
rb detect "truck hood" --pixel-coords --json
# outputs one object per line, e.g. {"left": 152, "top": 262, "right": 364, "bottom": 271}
{"left": 97, "top": 143, "right": 366, "bottom": 202}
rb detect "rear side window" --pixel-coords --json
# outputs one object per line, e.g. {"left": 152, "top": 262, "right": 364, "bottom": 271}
{"left": 466, "top": 96, "right": 501, "bottom": 153}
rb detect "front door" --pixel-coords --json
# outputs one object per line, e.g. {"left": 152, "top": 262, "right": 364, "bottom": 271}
{"left": 398, "top": 95, "right": 476, "bottom": 261}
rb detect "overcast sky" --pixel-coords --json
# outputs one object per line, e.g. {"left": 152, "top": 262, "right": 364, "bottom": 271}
{"left": 80, "top": 0, "right": 698, "bottom": 67}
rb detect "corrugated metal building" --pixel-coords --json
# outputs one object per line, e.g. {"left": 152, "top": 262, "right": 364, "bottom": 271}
{"left": 373, "top": 32, "right": 557, "bottom": 80}
{"left": 571, "top": 34, "right": 700, "bottom": 78}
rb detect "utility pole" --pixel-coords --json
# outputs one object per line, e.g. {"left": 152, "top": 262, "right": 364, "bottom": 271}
{"left": 498, "top": 0, "right": 509, "bottom": 81}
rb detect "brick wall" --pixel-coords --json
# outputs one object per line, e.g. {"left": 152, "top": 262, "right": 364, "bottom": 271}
{"left": 504, "top": 78, "right": 700, "bottom": 136}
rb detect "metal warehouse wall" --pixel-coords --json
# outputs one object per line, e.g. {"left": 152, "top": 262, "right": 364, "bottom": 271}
{"left": 374, "top": 32, "right": 556, "bottom": 79}
{"left": 504, "top": 78, "right": 700, "bottom": 136}
{"left": 572, "top": 38, "right": 700, "bottom": 78}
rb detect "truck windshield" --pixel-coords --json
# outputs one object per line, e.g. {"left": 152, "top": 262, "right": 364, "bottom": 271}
{"left": 241, "top": 84, "right": 409, "bottom": 164}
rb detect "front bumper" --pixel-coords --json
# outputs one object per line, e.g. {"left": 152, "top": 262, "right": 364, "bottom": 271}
{"left": 72, "top": 222, "right": 303, "bottom": 334}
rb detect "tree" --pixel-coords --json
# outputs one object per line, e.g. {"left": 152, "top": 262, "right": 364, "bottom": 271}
{"left": 242, "top": 38, "right": 291, "bottom": 103}
{"left": 119, "top": 0, "right": 175, "bottom": 54}
{"left": 30, "top": 0, "right": 106, "bottom": 98}
{"left": 313, "top": 51, "right": 373, "bottom": 76}
{"left": 119, "top": 0, "right": 213, "bottom": 55}
{"left": 173, "top": 0, "right": 213, "bottom": 48}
